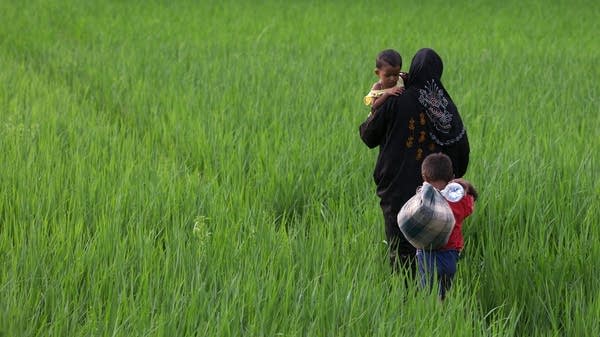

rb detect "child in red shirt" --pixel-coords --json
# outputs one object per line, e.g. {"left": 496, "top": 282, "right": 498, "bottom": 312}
{"left": 416, "top": 153, "right": 478, "bottom": 300}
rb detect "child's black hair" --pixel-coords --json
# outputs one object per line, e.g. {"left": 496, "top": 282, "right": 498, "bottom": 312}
{"left": 421, "top": 152, "right": 454, "bottom": 183}
{"left": 376, "top": 49, "right": 402, "bottom": 69}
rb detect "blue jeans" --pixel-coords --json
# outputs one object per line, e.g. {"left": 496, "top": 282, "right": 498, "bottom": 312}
{"left": 416, "top": 249, "right": 460, "bottom": 300}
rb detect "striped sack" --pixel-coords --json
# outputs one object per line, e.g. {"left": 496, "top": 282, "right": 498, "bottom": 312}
{"left": 397, "top": 182, "right": 455, "bottom": 249}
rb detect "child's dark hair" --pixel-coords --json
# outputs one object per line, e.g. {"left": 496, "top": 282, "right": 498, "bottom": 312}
{"left": 421, "top": 153, "right": 454, "bottom": 183}
{"left": 376, "top": 49, "right": 402, "bottom": 69}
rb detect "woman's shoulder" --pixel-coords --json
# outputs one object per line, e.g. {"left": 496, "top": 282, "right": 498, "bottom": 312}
{"left": 387, "top": 90, "right": 420, "bottom": 110}
{"left": 374, "top": 92, "right": 420, "bottom": 123}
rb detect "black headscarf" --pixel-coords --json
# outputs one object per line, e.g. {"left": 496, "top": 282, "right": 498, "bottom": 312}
{"left": 407, "top": 48, "right": 465, "bottom": 146}
{"left": 406, "top": 48, "right": 470, "bottom": 177}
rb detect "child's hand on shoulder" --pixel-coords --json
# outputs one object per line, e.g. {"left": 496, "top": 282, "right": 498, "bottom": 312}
{"left": 382, "top": 86, "right": 404, "bottom": 97}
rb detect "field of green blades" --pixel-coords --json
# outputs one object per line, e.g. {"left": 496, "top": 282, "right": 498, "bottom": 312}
{"left": 1, "top": 0, "right": 598, "bottom": 336}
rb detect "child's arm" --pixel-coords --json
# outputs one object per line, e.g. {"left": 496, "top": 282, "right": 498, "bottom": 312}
{"left": 371, "top": 86, "right": 404, "bottom": 110}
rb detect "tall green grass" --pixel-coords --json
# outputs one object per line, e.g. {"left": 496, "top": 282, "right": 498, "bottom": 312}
{"left": 1, "top": 0, "right": 598, "bottom": 336}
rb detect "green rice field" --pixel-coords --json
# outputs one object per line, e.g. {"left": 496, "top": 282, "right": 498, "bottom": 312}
{"left": 1, "top": 0, "right": 599, "bottom": 336}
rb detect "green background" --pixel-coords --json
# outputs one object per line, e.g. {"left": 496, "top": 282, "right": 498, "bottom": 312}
{"left": 1, "top": 1, "right": 599, "bottom": 336}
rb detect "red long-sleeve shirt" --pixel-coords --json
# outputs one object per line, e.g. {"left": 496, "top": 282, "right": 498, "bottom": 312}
{"left": 442, "top": 194, "right": 474, "bottom": 251}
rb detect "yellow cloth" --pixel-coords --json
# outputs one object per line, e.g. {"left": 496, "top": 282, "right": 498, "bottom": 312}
{"left": 363, "top": 78, "right": 404, "bottom": 106}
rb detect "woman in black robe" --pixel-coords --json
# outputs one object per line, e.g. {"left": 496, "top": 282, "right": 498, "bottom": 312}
{"left": 407, "top": 48, "right": 469, "bottom": 178}
{"left": 359, "top": 48, "right": 469, "bottom": 273}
